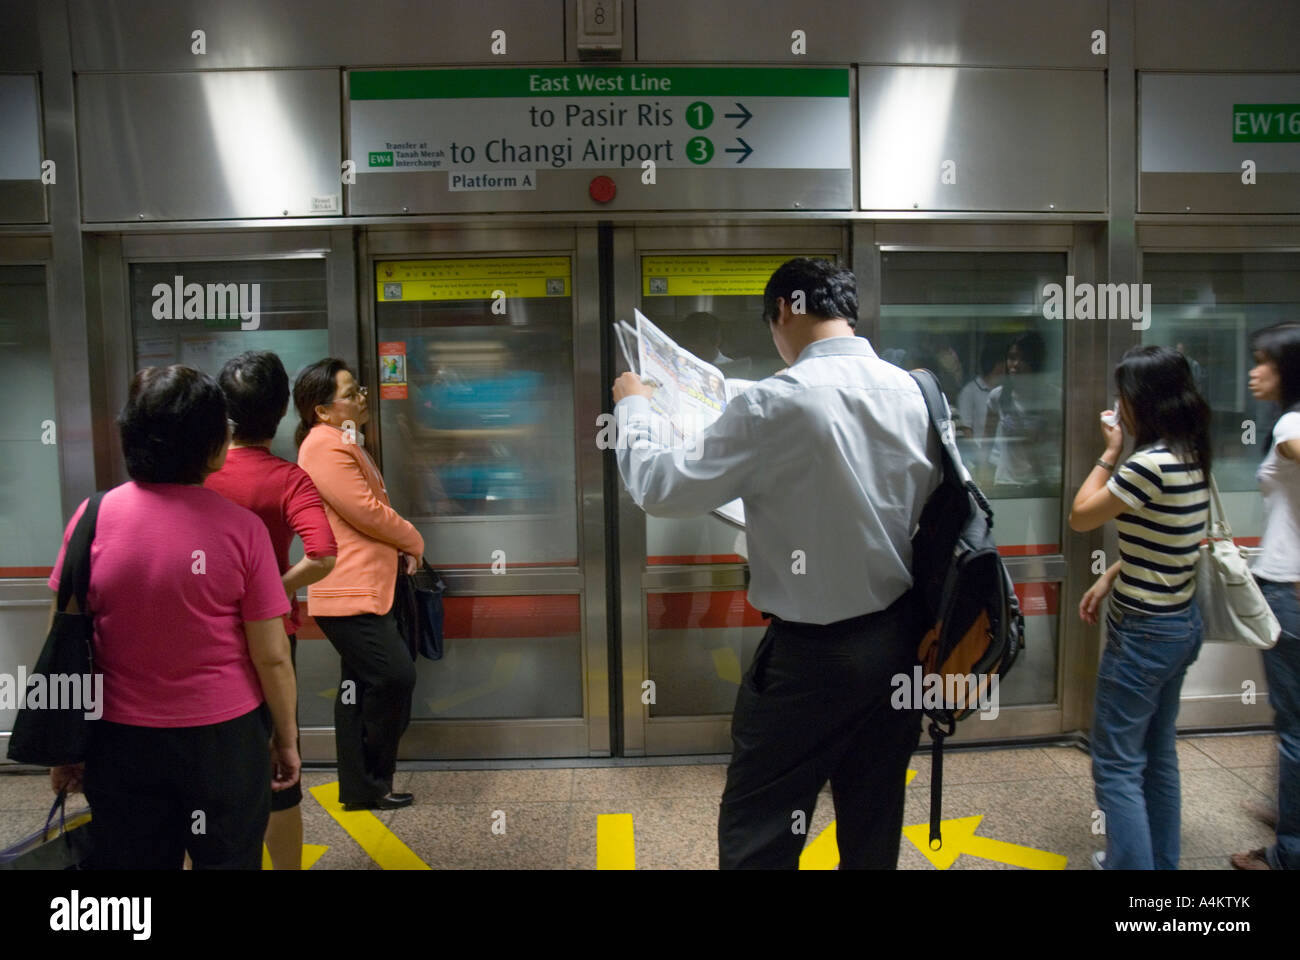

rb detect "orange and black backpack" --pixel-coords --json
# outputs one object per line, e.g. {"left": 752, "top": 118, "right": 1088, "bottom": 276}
{"left": 908, "top": 370, "right": 1024, "bottom": 849}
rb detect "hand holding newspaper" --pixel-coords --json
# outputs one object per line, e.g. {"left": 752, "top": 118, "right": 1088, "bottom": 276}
{"left": 618, "top": 309, "right": 753, "bottom": 528}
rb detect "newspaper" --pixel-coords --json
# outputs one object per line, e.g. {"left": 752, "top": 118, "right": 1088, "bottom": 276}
{"left": 622, "top": 309, "right": 753, "bottom": 528}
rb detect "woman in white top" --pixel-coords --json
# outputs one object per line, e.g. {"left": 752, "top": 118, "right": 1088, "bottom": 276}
{"left": 1233, "top": 322, "right": 1300, "bottom": 871}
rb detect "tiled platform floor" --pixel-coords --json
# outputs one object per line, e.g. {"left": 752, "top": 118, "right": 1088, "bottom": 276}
{"left": 0, "top": 734, "right": 1280, "bottom": 870}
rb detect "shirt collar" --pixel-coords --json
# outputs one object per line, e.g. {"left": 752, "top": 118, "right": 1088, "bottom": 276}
{"left": 792, "top": 335, "right": 878, "bottom": 366}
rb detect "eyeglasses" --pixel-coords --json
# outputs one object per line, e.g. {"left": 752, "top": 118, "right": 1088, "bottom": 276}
{"left": 325, "top": 385, "right": 367, "bottom": 405}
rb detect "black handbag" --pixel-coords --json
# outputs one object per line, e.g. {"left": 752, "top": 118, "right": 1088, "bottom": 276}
{"left": 0, "top": 789, "right": 93, "bottom": 871}
{"left": 6, "top": 492, "right": 105, "bottom": 766}
{"left": 393, "top": 559, "right": 447, "bottom": 662}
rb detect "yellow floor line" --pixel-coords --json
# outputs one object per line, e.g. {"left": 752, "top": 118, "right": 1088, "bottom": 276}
{"left": 309, "top": 781, "right": 431, "bottom": 870}
{"left": 596, "top": 813, "right": 636, "bottom": 869}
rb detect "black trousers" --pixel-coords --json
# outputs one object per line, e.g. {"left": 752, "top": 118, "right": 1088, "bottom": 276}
{"left": 718, "top": 593, "right": 924, "bottom": 869}
{"left": 84, "top": 704, "right": 271, "bottom": 870}
{"left": 315, "top": 610, "right": 416, "bottom": 805}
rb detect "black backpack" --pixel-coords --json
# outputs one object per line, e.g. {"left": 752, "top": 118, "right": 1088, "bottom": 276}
{"left": 908, "top": 370, "right": 1024, "bottom": 849}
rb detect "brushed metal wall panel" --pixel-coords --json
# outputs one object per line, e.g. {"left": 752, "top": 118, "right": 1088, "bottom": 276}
{"left": 70, "top": 0, "right": 565, "bottom": 70}
{"left": 78, "top": 71, "right": 342, "bottom": 222}
{"left": 0, "top": 0, "right": 42, "bottom": 72}
{"left": 1136, "top": 0, "right": 1300, "bottom": 71}
{"left": 0, "top": 183, "right": 46, "bottom": 223}
{"left": 636, "top": 0, "right": 1107, "bottom": 67}
{"left": 859, "top": 67, "right": 1107, "bottom": 211}
{"left": 349, "top": 167, "right": 852, "bottom": 213}
{"left": 1140, "top": 173, "right": 1300, "bottom": 214}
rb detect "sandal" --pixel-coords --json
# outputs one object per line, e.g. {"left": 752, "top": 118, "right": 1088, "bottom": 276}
{"left": 1229, "top": 848, "right": 1272, "bottom": 870}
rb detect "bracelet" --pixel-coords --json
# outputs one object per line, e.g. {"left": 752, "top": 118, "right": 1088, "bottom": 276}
{"left": 1096, "top": 458, "right": 1116, "bottom": 471}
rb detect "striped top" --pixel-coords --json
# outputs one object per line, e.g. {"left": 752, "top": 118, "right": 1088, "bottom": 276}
{"left": 1106, "top": 445, "right": 1209, "bottom": 614}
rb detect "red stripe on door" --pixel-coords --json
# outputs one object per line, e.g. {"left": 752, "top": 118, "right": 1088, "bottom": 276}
{"left": 442, "top": 595, "right": 581, "bottom": 639}
{"left": 0, "top": 566, "right": 54, "bottom": 579}
{"left": 646, "top": 554, "right": 746, "bottom": 565}
{"left": 647, "top": 590, "right": 766, "bottom": 630}
{"left": 997, "top": 544, "right": 1061, "bottom": 557}
{"left": 1013, "top": 581, "right": 1059, "bottom": 617}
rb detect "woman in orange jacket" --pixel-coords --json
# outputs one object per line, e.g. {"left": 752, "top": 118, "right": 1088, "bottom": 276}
{"left": 294, "top": 358, "right": 425, "bottom": 810}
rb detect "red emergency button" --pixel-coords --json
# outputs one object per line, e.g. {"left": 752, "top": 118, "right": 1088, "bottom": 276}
{"left": 589, "top": 175, "right": 616, "bottom": 204}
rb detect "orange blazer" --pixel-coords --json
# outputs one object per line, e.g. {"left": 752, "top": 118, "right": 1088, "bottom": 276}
{"left": 298, "top": 423, "right": 424, "bottom": 617}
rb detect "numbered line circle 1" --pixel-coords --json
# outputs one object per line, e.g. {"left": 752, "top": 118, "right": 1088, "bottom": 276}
{"left": 685, "top": 101, "right": 714, "bottom": 130}
{"left": 686, "top": 136, "right": 714, "bottom": 164}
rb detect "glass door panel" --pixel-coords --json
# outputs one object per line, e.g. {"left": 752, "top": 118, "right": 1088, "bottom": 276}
{"left": 373, "top": 258, "right": 577, "bottom": 568}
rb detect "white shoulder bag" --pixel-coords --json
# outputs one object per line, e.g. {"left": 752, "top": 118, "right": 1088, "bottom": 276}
{"left": 1196, "top": 475, "right": 1280, "bottom": 649}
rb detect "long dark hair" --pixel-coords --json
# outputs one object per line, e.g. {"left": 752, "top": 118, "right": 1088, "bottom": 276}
{"left": 1114, "top": 345, "right": 1212, "bottom": 475}
{"left": 1252, "top": 322, "right": 1300, "bottom": 454}
{"left": 293, "top": 358, "right": 349, "bottom": 447}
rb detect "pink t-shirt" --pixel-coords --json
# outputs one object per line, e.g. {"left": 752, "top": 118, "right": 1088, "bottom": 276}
{"left": 48, "top": 482, "right": 290, "bottom": 727}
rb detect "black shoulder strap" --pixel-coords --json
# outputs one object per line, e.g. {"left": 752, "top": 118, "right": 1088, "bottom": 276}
{"left": 56, "top": 491, "right": 107, "bottom": 614}
{"left": 909, "top": 369, "right": 963, "bottom": 488}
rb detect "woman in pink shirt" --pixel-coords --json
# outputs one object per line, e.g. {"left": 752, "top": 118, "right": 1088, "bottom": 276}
{"left": 294, "top": 359, "right": 424, "bottom": 811}
{"left": 206, "top": 351, "right": 337, "bottom": 869}
{"left": 49, "top": 365, "right": 300, "bottom": 869}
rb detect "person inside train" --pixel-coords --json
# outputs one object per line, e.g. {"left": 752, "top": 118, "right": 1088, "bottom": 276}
{"left": 613, "top": 257, "right": 940, "bottom": 868}
{"left": 294, "top": 359, "right": 424, "bottom": 811}
{"left": 48, "top": 365, "right": 300, "bottom": 869}
{"left": 984, "top": 330, "right": 1062, "bottom": 494}
{"left": 1232, "top": 321, "right": 1300, "bottom": 871}
{"left": 1070, "top": 345, "right": 1211, "bottom": 870}
{"left": 957, "top": 339, "right": 1005, "bottom": 440}
{"left": 206, "top": 351, "right": 338, "bottom": 869}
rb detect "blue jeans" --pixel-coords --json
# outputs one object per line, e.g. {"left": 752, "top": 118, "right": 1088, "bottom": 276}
{"left": 1092, "top": 601, "right": 1203, "bottom": 869}
{"left": 1258, "top": 578, "right": 1300, "bottom": 870}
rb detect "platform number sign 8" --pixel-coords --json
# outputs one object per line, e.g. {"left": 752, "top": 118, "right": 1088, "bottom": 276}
{"left": 686, "top": 136, "right": 714, "bottom": 164}
{"left": 593, "top": 2, "right": 606, "bottom": 26}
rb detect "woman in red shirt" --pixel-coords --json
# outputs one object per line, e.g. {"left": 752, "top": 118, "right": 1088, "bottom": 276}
{"left": 206, "top": 351, "right": 337, "bottom": 869}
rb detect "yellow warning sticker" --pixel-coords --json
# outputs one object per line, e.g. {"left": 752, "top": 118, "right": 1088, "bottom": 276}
{"left": 641, "top": 255, "right": 830, "bottom": 297}
{"left": 376, "top": 257, "right": 571, "bottom": 302}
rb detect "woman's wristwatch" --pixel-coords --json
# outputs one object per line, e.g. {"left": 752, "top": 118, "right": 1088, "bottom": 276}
{"left": 1096, "top": 457, "right": 1117, "bottom": 471}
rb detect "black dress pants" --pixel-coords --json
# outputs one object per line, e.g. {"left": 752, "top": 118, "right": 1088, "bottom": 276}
{"left": 84, "top": 704, "right": 271, "bottom": 870}
{"left": 315, "top": 610, "right": 416, "bottom": 806}
{"left": 718, "top": 593, "right": 924, "bottom": 869}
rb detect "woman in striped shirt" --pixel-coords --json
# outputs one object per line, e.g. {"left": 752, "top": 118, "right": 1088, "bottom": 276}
{"left": 1069, "top": 345, "right": 1211, "bottom": 870}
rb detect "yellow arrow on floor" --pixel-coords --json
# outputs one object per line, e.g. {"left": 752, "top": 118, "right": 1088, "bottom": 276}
{"left": 318, "top": 687, "right": 336, "bottom": 700}
{"left": 308, "top": 781, "right": 430, "bottom": 870}
{"left": 596, "top": 813, "right": 636, "bottom": 870}
{"left": 901, "top": 815, "right": 1067, "bottom": 870}
{"left": 799, "top": 769, "right": 918, "bottom": 869}
{"left": 262, "top": 844, "right": 329, "bottom": 870}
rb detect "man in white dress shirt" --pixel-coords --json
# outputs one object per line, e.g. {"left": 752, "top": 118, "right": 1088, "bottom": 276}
{"left": 612, "top": 258, "right": 941, "bottom": 868}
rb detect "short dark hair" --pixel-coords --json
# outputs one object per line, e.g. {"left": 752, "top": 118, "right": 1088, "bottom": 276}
{"left": 118, "top": 365, "right": 228, "bottom": 484}
{"left": 762, "top": 258, "right": 857, "bottom": 327}
{"left": 979, "top": 341, "right": 1005, "bottom": 377}
{"left": 293, "top": 357, "right": 350, "bottom": 447}
{"left": 1252, "top": 322, "right": 1300, "bottom": 413}
{"left": 219, "top": 350, "right": 289, "bottom": 444}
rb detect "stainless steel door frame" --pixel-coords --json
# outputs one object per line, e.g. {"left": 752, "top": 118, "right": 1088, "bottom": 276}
{"left": 356, "top": 225, "right": 609, "bottom": 759}
{"left": 615, "top": 223, "right": 848, "bottom": 756}
{"left": 866, "top": 221, "right": 1099, "bottom": 744}
{"left": 1135, "top": 222, "right": 1300, "bottom": 728}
